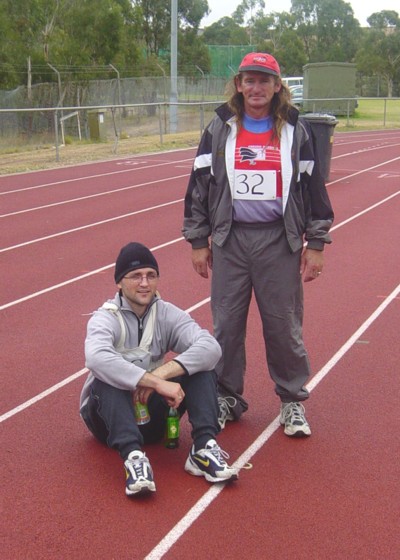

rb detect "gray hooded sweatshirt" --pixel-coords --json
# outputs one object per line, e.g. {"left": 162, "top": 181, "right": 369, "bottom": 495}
{"left": 80, "top": 293, "right": 221, "bottom": 411}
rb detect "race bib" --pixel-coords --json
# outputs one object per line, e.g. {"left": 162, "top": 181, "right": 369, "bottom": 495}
{"left": 233, "top": 169, "right": 277, "bottom": 200}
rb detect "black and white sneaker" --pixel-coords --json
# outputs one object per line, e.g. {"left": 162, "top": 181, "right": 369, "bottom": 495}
{"left": 279, "top": 402, "right": 311, "bottom": 437}
{"left": 185, "top": 439, "right": 238, "bottom": 483}
{"left": 124, "top": 450, "right": 156, "bottom": 496}
{"left": 218, "top": 396, "right": 237, "bottom": 429}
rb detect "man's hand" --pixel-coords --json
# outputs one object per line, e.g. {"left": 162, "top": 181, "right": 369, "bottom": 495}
{"left": 156, "top": 379, "right": 185, "bottom": 408}
{"left": 191, "top": 247, "right": 212, "bottom": 278}
{"left": 134, "top": 380, "right": 184, "bottom": 409}
{"left": 133, "top": 387, "right": 154, "bottom": 405}
{"left": 301, "top": 248, "right": 324, "bottom": 282}
{"left": 137, "top": 362, "right": 186, "bottom": 408}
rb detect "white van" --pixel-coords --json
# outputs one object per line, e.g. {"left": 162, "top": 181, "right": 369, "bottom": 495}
{"left": 282, "top": 76, "right": 303, "bottom": 88}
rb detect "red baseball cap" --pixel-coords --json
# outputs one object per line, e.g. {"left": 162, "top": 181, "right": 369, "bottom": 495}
{"left": 238, "top": 52, "right": 280, "bottom": 76}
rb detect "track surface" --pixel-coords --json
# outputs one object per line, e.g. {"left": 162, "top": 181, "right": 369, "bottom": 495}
{"left": 1, "top": 129, "right": 399, "bottom": 560}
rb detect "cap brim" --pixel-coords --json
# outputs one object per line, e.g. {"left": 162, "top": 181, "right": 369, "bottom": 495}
{"left": 238, "top": 65, "right": 279, "bottom": 76}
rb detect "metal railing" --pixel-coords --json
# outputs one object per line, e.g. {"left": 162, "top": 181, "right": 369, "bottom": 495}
{"left": 0, "top": 98, "right": 398, "bottom": 163}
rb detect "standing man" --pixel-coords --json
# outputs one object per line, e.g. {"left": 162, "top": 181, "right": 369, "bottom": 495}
{"left": 183, "top": 53, "right": 334, "bottom": 437}
{"left": 80, "top": 242, "right": 238, "bottom": 497}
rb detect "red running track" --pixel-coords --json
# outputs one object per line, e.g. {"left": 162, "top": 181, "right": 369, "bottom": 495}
{"left": 1, "top": 130, "right": 399, "bottom": 560}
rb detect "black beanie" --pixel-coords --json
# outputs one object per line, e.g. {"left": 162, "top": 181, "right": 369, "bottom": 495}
{"left": 114, "top": 242, "right": 159, "bottom": 283}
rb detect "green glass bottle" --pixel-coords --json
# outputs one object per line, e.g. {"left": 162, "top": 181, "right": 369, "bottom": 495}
{"left": 165, "top": 407, "right": 180, "bottom": 448}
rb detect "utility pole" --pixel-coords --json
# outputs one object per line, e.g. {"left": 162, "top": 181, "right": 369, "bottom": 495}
{"left": 170, "top": 0, "right": 178, "bottom": 133}
{"left": 48, "top": 63, "right": 64, "bottom": 146}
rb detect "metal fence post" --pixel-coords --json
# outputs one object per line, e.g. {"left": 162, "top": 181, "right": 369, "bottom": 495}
{"left": 195, "top": 65, "right": 205, "bottom": 135}
{"left": 156, "top": 64, "right": 168, "bottom": 134}
{"left": 111, "top": 107, "right": 119, "bottom": 154}
{"left": 383, "top": 99, "right": 387, "bottom": 127}
{"left": 54, "top": 109, "right": 60, "bottom": 162}
{"left": 158, "top": 104, "right": 163, "bottom": 144}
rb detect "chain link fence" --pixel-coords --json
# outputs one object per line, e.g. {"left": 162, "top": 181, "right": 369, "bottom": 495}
{"left": 0, "top": 76, "right": 226, "bottom": 153}
{"left": 0, "top": 76, "right": 399, "bottom": 165}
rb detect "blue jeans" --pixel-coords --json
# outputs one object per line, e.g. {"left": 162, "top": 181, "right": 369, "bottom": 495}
{"left": 80, "top": 370, "right": 220, "bottom": 460}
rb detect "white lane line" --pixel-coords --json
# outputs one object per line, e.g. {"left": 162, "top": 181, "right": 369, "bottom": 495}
{"left": 328, "top": 156, "right": 400, "bottom": 178}
{"left": 0, "top": 155, "right": 195, "bottom": 196}
{"left": 0, "top": 291, "right": 208, "bottom": 423}
{"left": 1, "top": 274, "right": 398, "bottom": 431}
{"left": 0, "top": 295, "right": 213, "bottom": 423}
{"left": 328, "top": 191, "right": 399, "bottom": 232}
{"left": 2, "top": 154, "right": 398, "bottom": 254}
{"left": 2, "top": 187, "right": 398, "bottom": 310}
{"left": 1, "top": 231, "right": 398, "bottom": 554}
{"left": 335, "top": 130, "right": 400, "bottom": 140}
{"left": 0, "top": 198, "right": 184, "bottom": 253}
{"left": 0, "top": 173, "right": 188, "bottom": 218}
{"left": 1, "top": 141, "right": 397, "bottom": 210}
{"left": 0, "top": 369, "right": 89, "bottom": 423}
{"left": 144, "top": 283, "right": 400, "bottom": 560}
{"left": 0, "top": 237, "right": 183, "bottom": 311}
{"left": 333, "top": 138, "right": 400, "bottom": 148}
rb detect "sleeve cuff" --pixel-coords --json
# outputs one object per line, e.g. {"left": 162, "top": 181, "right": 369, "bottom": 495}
{"left": 306, "top": 240, "right": 325, "bottom": 251}
{"left": 190, "top": 238, "right": 209, "bottom": 250}
{"left": 172, "top": 359, "right": 188, "bottom": 375}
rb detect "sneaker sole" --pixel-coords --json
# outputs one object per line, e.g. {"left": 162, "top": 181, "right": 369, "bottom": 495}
{"left": 218, "top": 413, "right": 235, "bottom": 430}
{"left": 283, "top": 425, "right": 311, "bottom": 437}
{"left": 184, "top": 458, "right": 238, "bottom": 483}
{"left": 126, "top": 482, "right": 156, "bottom": 496}
{"left": 279, "top": 415, "right": 311, "bottom": 437}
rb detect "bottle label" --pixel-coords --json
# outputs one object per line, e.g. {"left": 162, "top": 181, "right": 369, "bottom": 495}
{"left": 166, "top": 416, "right": 180, "bottom": 438}
{"left": 134, "top": 402, "right": 150, "bottom": 425}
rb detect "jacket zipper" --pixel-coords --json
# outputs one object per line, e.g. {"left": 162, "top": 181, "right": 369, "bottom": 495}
{"left": 137, "top": 317, "right": 144, "bottom": 345}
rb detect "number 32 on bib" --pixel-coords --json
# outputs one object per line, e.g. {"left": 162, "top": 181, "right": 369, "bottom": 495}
{"left": 233, "top": 170, "right": 277, "bottom": 200}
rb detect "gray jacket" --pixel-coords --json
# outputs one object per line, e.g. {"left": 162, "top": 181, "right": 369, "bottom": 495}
{"left": 183, "top": 103, "right": 334, "bottom": 253}
{"left": 80, "top": 293, "right": 221, "bottom": 410}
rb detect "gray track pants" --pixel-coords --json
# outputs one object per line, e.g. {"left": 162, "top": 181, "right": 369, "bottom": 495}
{"left": 211, "top": 220, "right": 310, "bottom": 418}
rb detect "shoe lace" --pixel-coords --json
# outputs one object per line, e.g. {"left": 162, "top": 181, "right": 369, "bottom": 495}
{"left": 206, "top": 443, "right": 230, "bottom": 466}
{"left": 127, "top": 455, "right": 148, "bottom": 479}
{"left": 282, "top": 402, "right": 306, "bottom": 424}
{"left": 218, "top": 396, "right": 237, "bottom": 417}
{"left": 203, "top": 442, "right": 251, "bottom": 474}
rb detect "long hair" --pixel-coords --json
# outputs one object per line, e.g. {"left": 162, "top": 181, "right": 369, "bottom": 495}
{"left": 226, "top": 74, "right": 293, "bottom": 143}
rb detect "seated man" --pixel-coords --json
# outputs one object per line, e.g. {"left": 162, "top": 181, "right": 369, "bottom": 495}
{"left": 80, "top": 242, "right": 238, "bottom": 497}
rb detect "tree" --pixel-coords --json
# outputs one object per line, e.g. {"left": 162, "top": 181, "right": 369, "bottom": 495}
{"left": 367, "top": 10, "right": 399, "bottom": 29}
{"left": 179, "top": 0, "right": 209, "bottom": 28}
{"left": 178, "top": 29, "right": 211, "bottom": 76}
{"left": 133, "top": 0, "right": 169, "bottom": 57}
{"left": 252, "top": 13, "right": 307, "bottom": 75}
{"left": 232, "top": 0, "right": 265, "bottom": 43}
{"left": 232, "top": 0, "right": 265, "bottom": 24}
{"left": 202, "top": 17, "right": 249, "bottom": 45}
{"left": 0, "top": 0, "right": 143, "bottom": 87}
{"left": 291, "top": 0, "right": 361, "bottom": 61}
{"left": 131, "top": 0, "right": 209, "bottom": 57}
{"left": 0, "top": 0, "right": 62, "bottom": 87}
{"left": 357, "top": 11, "right": 400, "bottom": 96}
{"left": 252, "top": 11, "right": 293, "bottom": 50}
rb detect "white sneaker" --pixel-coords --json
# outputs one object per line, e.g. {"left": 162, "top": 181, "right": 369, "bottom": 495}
{"left": 280, "top": 402, "right": 311, "bottom": 437}
{"left": 217, "top": 396, "right": 237, "bottom": 429}
{"left": 124, "top": 450, "right": 156, "bottom": 496}
{"left": 185, "top": 439, "right": 238, "bottom": 483}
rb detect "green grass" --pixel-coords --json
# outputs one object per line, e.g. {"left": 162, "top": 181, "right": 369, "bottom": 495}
{"left": 336, "top": 98, "right": 400, "bottom": 130}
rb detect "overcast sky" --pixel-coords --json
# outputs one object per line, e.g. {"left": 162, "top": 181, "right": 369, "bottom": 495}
{"left": 202, "top": 0, "right": 399, "bottom": 28}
